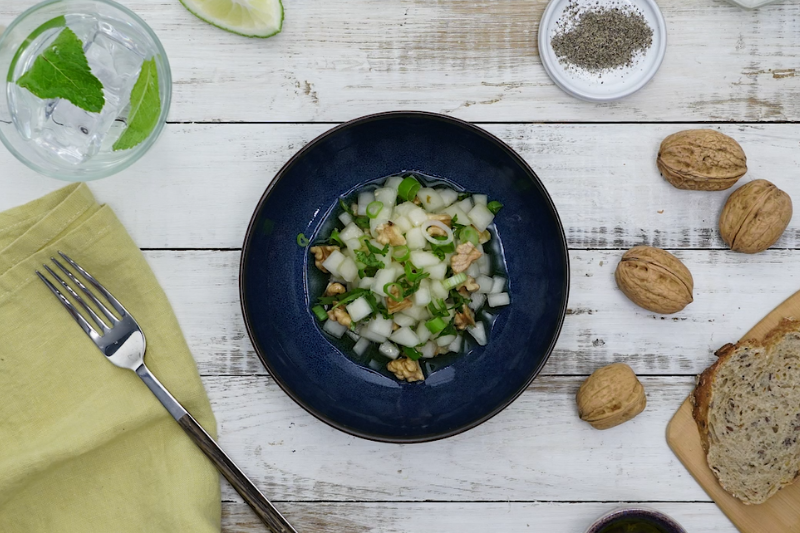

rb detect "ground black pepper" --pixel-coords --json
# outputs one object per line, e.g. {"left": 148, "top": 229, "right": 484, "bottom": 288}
{"left": 551, "top": 1, "right": 653, "bottom": 73}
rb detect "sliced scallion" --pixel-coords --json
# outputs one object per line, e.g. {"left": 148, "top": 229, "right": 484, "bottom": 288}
{"left": 487, "top": 200, "right": 503, "bottom": 215}
{"left": 402, "top": 346, "right": 423, "bottom": 361}
{"left": 384, "top": 282, "right": 404, "bottom": 302}
{"left": 459, "top": 226, "right": 479, "bottom": 246}
{"left": 425, "top": 317, "right": 447, "bottom": 334}
{"left": 392, "top": 245, "right": 410, "bottom": 262}
{"left": 366, "top": 200, "right": 384, "bottom": 219}
{"left": 442, "top": 272, "right": 468, "bottom": 290}
{"left": 312, "top": 305, "right": 328, "bottom": 321}
{"left": 398, "top": 176, "right": 421, "bottom": 202}
{"left": 297, "top": 233, "right": 309, "bottom": 247}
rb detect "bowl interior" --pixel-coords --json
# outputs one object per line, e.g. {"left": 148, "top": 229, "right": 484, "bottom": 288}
{"left": 240, "top": 112, "right": 569, "bottom": 442}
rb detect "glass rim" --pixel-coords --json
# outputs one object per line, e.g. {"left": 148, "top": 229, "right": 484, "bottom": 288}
{"left": 0, "top": 0, "right": 172, "bottom": 181}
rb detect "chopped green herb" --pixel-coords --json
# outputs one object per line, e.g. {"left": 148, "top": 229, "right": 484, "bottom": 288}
{"left": 449, "top": 288, "right": 471, "bottom": 310}
{"left": 16, "top": 27, "right": 105, "bottom": 113}
{"left": 487, "top": 200, "right": 504, "bottom": 215}
{"left": 317, "top": 288, "right": 369, "bottom": 308}
{"left": 355, "top": 250, "right": 385, "bottom": 270}
{"left": 329, "top": 228, "right": 344, "bottom": 247}
{"left": 428, "top": 299, "right": 449, "bottom": 318}
{"left": 404, "top": 262, "right": 428, "bottom": 283}
{"left": 451, "top": 214, "right": 465, "bottom": 231}
{"left": 438, "top": 321, "right": 458, "bottom": 338}
{"left": 339, "top": 198, "right": 354, "bottom": 216}
{"left": 296, "top": 233, "right": 309, "bottom": 247}
{"left": 363, "top": 292, "right": 390, "bottom": 319}
{"left": 457, "top": 192, "right": 472, "bottom": 201}
{"left": 431, "top": 241, "right": 455, "bottom": 261}
{"left": 361, "top": 238, "right": 388, "bottom": 255}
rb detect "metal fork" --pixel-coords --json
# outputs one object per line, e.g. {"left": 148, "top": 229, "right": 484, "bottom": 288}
{"left": 37, "top": 252, "right": 298, "bottom": 533}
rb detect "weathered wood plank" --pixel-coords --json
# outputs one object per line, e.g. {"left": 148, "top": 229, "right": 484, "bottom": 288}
{"left": 143, "top": 249, "right": 800, "bottom": 376}
{"left": 2, "top": 123, "right": 799, "bottom": 250}
{"left": 3, "top": 0, "right": 797, "bottom": 122}
{"left": 221, "top": 502, "right": 737, "bottom": 533}
{"left": 201, "top": 375, "right": 704, "bottom": 501}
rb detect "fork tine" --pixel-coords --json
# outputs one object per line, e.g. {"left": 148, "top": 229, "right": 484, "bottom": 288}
{"left": 53, "top": 254, "right": 121, "bottom": 324}
{"left": 36, "top": 270, "right": 101, "bottom": 342}
{"left": 43, "top": 264, "right": 110, "bottom": 333}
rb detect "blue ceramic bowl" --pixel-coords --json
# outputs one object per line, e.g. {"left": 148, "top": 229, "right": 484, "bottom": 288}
{"left": 240, "top": 111, "right": 569, "bottom": 443}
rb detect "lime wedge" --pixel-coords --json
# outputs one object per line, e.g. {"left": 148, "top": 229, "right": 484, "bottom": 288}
{"left": 180, "top": 0, "right": 283, "bottom": 38}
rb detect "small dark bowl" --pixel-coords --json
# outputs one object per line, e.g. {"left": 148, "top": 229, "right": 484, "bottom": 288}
{"left": 239, "top": 111, "right": 569, "bottom": 443}
{"left": 585, "top": 507, "right": 688, "bottom": 533}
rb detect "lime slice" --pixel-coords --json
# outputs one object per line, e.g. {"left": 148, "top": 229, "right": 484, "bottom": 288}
{"left": 180, "top": 0, "right": 283, "bottom": 38}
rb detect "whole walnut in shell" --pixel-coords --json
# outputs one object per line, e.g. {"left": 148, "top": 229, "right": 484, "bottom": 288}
{"left": 577, "top": 363, "right": 647, "bottom": 430}
{"left": 615, "top": 246, "right": 694, "bottom": 314}
{"left": 719, "top": 179, "right": 792, "bottom": 254}
{"left": 657, "top": 129, "right": 747, "bottom": 191}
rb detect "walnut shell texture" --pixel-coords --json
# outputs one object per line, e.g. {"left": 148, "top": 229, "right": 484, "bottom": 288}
{"left": 657, "top": 129, "right": 747, "bottom": 191}
{"left": 719, "top": 179, "right": 793, "bottom": 254}
{"left": 577, "top": 363, "right": 647, "bottom": 430}
{"left": 615, "top": 246, "right": 694, "bottom": 314}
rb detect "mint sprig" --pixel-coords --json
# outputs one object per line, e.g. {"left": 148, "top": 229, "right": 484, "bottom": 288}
{"left": 112, "top": 58, "right": 161, "bottom": 151}
{"left": 16, "top": 27, "right": 105, "bottom": 113}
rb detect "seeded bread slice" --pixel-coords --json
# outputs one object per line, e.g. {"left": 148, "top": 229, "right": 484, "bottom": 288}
{"left": 693, "top": 318, "right": 800, "bottom": 505}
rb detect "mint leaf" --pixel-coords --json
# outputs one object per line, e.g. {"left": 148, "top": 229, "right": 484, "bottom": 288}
{"left": 112, "top": 58, "right": 161, "bottom": 151}
{"left": 15, "top": 27, "right": 105, "bottom": 113}
{"left": 7, "top": 16, "right": 66, "bottom": 83}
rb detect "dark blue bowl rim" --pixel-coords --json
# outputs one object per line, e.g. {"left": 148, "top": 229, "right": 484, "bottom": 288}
{"left": 239, "top": 110, "right": 571, "bottom": 443}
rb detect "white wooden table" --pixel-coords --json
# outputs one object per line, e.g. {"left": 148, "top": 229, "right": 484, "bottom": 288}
{"left": 2, "top": 0, "right": 800, "bottom": 531}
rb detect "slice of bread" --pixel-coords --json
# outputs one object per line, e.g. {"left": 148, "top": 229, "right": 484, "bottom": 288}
{"left": 693, "top": 318, "right": 800, "bottom": 505}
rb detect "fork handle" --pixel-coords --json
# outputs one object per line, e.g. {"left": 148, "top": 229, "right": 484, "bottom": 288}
{"left": 177, "top": 414, "right": 298, "bottom": 533}
{"left": 134, "top": 365, "right": 298, "bottom": 533}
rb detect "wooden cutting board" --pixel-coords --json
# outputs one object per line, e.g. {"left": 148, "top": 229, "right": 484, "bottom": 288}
{"left": 667, "top": 289, "right": 800, "bottom": 533}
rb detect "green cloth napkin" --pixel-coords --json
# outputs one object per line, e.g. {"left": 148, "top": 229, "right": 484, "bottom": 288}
{"left": 0, "top": 184, "right": 221, "bottom": 532}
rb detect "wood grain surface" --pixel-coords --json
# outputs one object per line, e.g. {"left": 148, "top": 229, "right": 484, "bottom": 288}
{"left": 4, "top": 0, "right": 798, "bottom": 122}
{"left": 3, "top": 0, "right": 800, "bottom": 530}
{"left": 667, "top": 290, "right": 800, "bottom": 533}
{"left": 1, "top": 123, "right": 799, "bottom": 249}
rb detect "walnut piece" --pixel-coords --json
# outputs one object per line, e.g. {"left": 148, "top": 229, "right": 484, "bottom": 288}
{"left": 615, "top": 246, "right": 693, "bottom": 314}
{"left": 324, "top": 282, "right": 346, "bottom": 296}
{"left": 719, "top": 179, "right": 792, "bottom": 254}
{"left": 577, "top": 363, "right": 647, "bottom": 430}
{"left": 387, "top": 357, "right": 424, "bottom": 382}
{"left": 463, "top": 276, "right": 479, "bottom": 292}
{"left": 454, "top": 305, "right": 476, "bottom": 330}
{"left": 309, "top": 245, "right": 339, "bottom": 273}
{"left": 450, "top": 242, "right": 482, "bottom": 274}
{"left": 376, "top": 222, "right": 406, "bottom": 246}
{"left": 327, "top": 307, "right": 351, "bottom": 327}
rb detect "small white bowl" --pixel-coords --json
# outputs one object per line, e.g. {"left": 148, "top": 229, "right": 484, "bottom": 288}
{"left": 538, "top": 0, "right": 667, "bottom": 102}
